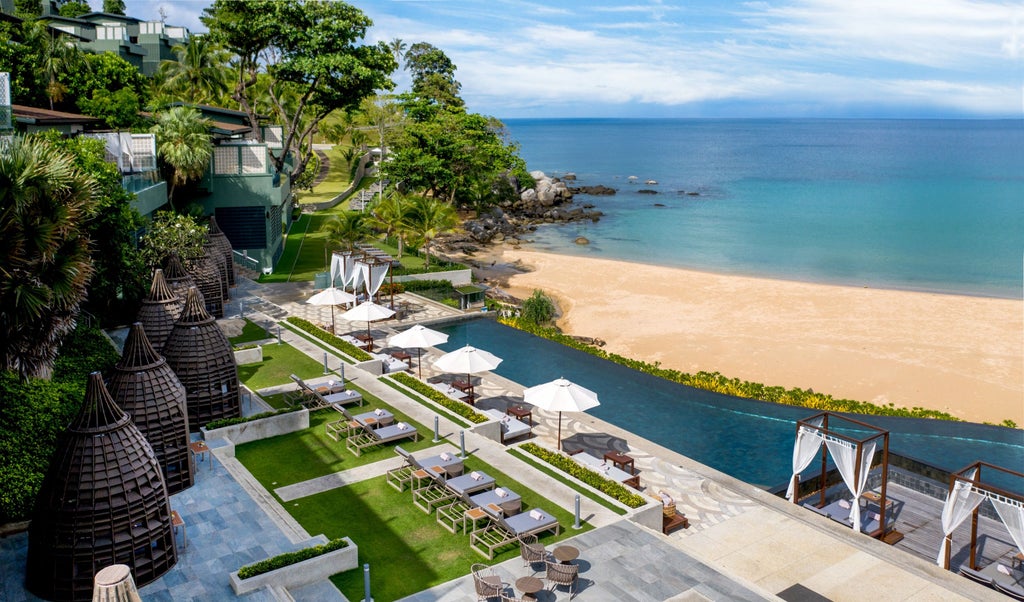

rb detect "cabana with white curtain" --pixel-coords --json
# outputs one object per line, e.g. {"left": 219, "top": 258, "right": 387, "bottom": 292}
{"left": 938, "top": 461, "right": 1024, "bottom": 574}
{"left": 787, "top": 412, "right": 895, "bottom": 541}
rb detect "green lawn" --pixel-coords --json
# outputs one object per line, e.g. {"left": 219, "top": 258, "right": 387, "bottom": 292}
{"left": 260, "top": 213, "right": 334, "bottom": 283}
{"left": 288, "top": 457, "right": 586, "bottom": 601}
{"left": 237, "top": 342, "right": 326, "bottom": 392}
{"left": 256, "top": 392, "right": 292, "bottom": 410}
{"left": 294, "top": 146, "right": 353, "bottom": 205}
{"left": 235, "top": 387, "right": 436, "bottom": 490}
{"left": 230, "top": 319, "right": 271, "bottom": 346}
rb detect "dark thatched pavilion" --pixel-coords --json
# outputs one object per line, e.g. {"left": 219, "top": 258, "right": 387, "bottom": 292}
{"left": 107, "top": 322, "right": 193, "bottom": 494}
{"left": 162, "top": 287, "right": 240, "bottom": 430}
{"left": 207, "top": 216, "right": 235, "bottom": 286}
{"left": 25, "top": 373, "right": 176, "bottom": 602}
{"left": 186, "top": 253, "right": 224, "bottom": 319}
{"left": 162, "top": 253, "right": 197, "bottom": 304}
{"left": 135, "top": 269, "right": 184, "bottom": 352}
{"left": 203, "top": 240, "right": 230, "bottom": 302}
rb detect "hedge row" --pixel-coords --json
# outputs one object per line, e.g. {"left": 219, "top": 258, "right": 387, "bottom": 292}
{"left": 519, "top": 443, "right": 646, "bottom": 508}
{"left": 500, "top": 318, "right": 962, "bottom": 422}
{"left": 390, "top": 372, "right": 488, "bottom": 424}
{"left": 204, "top": 406, "right": 301, "bottom": 430}
{"left": 284, "top": 317, "right": 373, "bottom": 361}
{"left": 236, "top": 538, "right": 349, "bottom": 580}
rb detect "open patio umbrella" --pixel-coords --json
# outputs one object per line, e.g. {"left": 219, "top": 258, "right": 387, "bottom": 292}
{"left": 388, "top": 324, "right": 449, "bottom": 379}
{"left": 340, "top": 300, "right": 395, "bottom": 347}
{"left": 307, "top": 287, "right": 357, "bottom": 334}
{"left": 433, "top": 344, "right": 502, "bottom": 402}
{"left": 523, "top": 377, "right": 601, "bottom": 450}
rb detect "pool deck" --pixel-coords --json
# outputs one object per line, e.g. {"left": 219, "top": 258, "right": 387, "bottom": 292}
{"left": 1, "top": 276, "right": 1009, "bottom": 601}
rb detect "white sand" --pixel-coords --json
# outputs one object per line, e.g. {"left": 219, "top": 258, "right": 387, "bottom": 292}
{"left": 471, "top": 248, "right": 1023, "bottom": 426}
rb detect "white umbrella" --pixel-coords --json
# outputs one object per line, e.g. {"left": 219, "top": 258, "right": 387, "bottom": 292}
{"left": 388, "top": 324, "right": 449, "bottom": 379}
{"left": 523, "top": 377, "right": 601, "bottom": 450}
{"left": 340, "top": 300, "right": 396, "bottom": 345}
{"left": 307, "top": 287, "right": 357, "bottom": 334}
{"left": 433, "top": 344, "right": 502, "bottom": 401}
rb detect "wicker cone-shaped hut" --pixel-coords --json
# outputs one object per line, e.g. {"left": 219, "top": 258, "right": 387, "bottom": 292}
{"left": 163, "top": 287, "right": 240, "bottom": 430}
{"left": 207, "top": 216, "right": 235, "bottom": 286}
{"left": 203, "top": 241, "right": 230, "bottom": 302}
{"left": 107, "top": 323, "right": 193, "bottom": 494}
{"left": 186, "top": 254, "right": 224, "bottom": 319}
{"left": 135, "top": 269, "right": 184, "bottom": 352}
{"left": 25, "top": 373, "right": 177, "bottom": 602}
{"left": 162, "top": 253, "right": 197, "bottom": 304}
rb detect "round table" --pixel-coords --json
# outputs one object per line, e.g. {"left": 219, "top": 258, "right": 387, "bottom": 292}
{"left": 552, "top": 544, "right": 579, "bottom": 563}
{"left": 515, "top": 575, "right": 544, "bottom": 601}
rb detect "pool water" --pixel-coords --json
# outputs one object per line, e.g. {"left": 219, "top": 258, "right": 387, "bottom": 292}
{"left": 437, "top": 319, "right": 1024, "bottom": 488}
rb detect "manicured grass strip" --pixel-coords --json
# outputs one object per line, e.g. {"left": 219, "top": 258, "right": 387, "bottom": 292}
{"left": 500, "top": 317, "right": 968, "bottom": 423}
{"left": 230, "top": 318, "right": 271, "bottom": 346}
{"left": 389, "top": 373, "right": 487, "bottom": 424}
{"left": 256, "top": 392, "right": 292, "bottom": 410}
{"left": 235, "top": 389, "right": 434, "bottom": 491}
{"left": 285, "top": 317, "right": 373, "bottom": 361}
{"left": 260, "top": 213, "right": 312, "bottom": 283}
{"left": 286, "top": 456, "right": 586, "bottom": 601}
{"left": 379, "top": 376, "right": 474, "bottom": 429}
{"left": 508, "top": 447, "right": 628, "bottom": 516}
{"left": 237, "top": 341, "right": 327, "bottom": 392}
{"left": 519, "top": 443, "right": 646, "bottom": 508}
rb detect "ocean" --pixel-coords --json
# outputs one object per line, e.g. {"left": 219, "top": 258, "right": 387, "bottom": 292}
{"left": 501, "top": 119, "right": 1023, "bottom": 299}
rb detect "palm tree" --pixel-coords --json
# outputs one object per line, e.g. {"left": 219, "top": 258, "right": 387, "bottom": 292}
{"left": 389, "top": 38, "right": 407, "bottom": 67}
{"left": 158, "top": 34, "right": 231, "bottom": 104}
{"left": 406, "top": 196, "right": 458, "bottom": 268}
{"left": 0, "top": 136, "right": 98, "bottom": 379}
{"left": 25, "top": 23, "right": 85, "bottom": 110}
{"left": 322, "top": 211, "right": 369, "bottom": 253}
{"left": 150, "top": 107, "right": 213, "bottom": 209}
{"left": 367, "top": 193, "right": 413, "bottom": 258}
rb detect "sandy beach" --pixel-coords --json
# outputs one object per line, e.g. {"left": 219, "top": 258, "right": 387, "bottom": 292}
{"left": 465, "top": 247, "right": 1023, "bottom": 426}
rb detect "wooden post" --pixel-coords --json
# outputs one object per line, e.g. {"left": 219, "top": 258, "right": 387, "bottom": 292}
{"left": 879, "top": 432, "right": 889, "bottom": 537}
{"left": 969, "top": 507, "right": 979, "bottom": 569}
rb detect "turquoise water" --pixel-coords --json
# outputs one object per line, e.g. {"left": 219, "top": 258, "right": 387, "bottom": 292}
{"left": 439, "top": 320, "right": 1024, "bottom": 488}
{"left": 503, "top": 119, "right": 1023, "bottom": 298}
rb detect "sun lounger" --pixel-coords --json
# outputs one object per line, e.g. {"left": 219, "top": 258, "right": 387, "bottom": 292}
{"left": 373, "top": 352, "right": 409, "bottom": 374}
{"left": 569, "top": 451, "right": 641, "bottom": 489}
{"left": 481, "top": 409, "right": 532, "bottom": 444}
{"left": 470, "top": 508, "right": 560, "bottom": 559}
{"left": 429, "top": 381, "right": 468, "bottom": 401}
{"left": 445, "top": 471, "right": 496, "bottom": 497}
{"left": 345, "top": 422, "right": 419, "bottom": 456}
{"left": 290, "top": 374, "right": 362, "bottom": 408}
{"left": 414, "top": 481, "right": 457, "bottom": 513}
{"left": 340, "top": 334, "right": 369, "bottom": 349}
{"left": 325, "top": 406, "right": 394, "bottom": 441}
{"left": 386, "top": 446, "right": 463, "bottom": 491}
{"left": 436, "top": 493, "right": 475, "bottom": 534}
{"left": 470, "top": 487, "right": 522, "bottom": 518}
{"left": 994, "top": 575, "right": 1024, "bottom": 600}
{"left": 958, "top": 565, "right": 993, "bottom": 588}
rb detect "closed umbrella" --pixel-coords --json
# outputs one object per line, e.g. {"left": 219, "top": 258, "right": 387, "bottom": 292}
{"left": 388, "top": 324, "right": 449, "bottom": 379}
{"left": 523, "top": 377, "right": 601, "bottom": 450}
{"left": 433, "top": 345, "right": 502, "bottom": 402}
{"left": 307, "top": 287, "right": 357, "bottom": 334}
{"left": 341, "top": 300, "right": 395, "bottom": 348}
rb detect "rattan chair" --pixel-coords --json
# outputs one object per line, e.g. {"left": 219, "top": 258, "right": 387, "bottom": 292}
{"left": 545, "top": 559, "right": 580, "bottom": 599}
{"left": 518, "top": 533, "right": 548, "bottom": 569}
{"left": 471, "top": 563, "right": 505, "bottom": 601}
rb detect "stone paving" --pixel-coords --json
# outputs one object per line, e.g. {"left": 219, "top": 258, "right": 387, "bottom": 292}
{"left": 1, "top": 275, "right": 1001, "bottom": 602}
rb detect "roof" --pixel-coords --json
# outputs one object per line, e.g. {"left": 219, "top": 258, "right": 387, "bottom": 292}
{"left": 12, "top": 104, "right": 103, "bottom": 125}
{"left": 209, "top": 119, "right": 252, "bottom": 137}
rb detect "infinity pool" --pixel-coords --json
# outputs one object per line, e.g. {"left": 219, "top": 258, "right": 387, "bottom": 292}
{"left": 437, "top": 319, "right": 1024, "bottom": 488}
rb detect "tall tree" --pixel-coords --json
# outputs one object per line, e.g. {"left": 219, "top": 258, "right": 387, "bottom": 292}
{"left": 402, "top": 42, "right": 462, "bottom": 120}
{"left": 321, "top": 211, "right": 369, "bottom": 252}
{"left": 389, "top": 37, "right": 406, "bottom": 66}
{"left": 103, "top": 0, "right": 127, "bottom": 15}
{"left": 367, "top": 193, "right": 412, "bottom": 258}
{"left": 139, "top": 211, "right": 207, "bottom": 269}
{"left": 0, "top": 136, "right": 98, "bottom": 379}
{"left": 150, "top": 106, "right": 213, "bottom": 209}
{"left": 158, "top": 34, "right": 232, "bottom": 105}
{"left": 58, "top": 1, "right": 91, "bottom": 17}
{"left": 37, "top": 27, "right": 85, "bottom": 110}
{"left": 405, "top": 196, "right": 457, "bottom": 268}
{"left": 202, "top": 0, "right": 396, "bottom": 184}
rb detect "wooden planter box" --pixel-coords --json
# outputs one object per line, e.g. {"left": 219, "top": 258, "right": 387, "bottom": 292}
{"left": 229, "top": 537, "right": 358, "bottom": 595}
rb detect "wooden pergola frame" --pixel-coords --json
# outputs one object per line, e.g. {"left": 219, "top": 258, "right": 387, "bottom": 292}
{"left": 792, "top": 411, "right": 893, "bottom": 540}
{"left": 943, "top": 461, "right": 1024, "bottom": 570}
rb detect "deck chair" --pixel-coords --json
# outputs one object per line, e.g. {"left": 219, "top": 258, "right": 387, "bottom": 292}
{"left": 470, "top": 509, "right": 560, "bottom": 559}
{"left": 471, "top": 563, "right": 505, "bottom": 601}
{"left": 414, "top": 480, "right": 457, "bottom": 514}
{"left": 545, "top": 559, "right": 580, "bottom": 599}
{"left": 386, "top": 446, "right": 417, "bottom": 491}
{"left": 345, "top": 422, "right": 419, "bottom": 456}
{"left": 436, "top": 492, "right": 475, "bottom": 534}
{"left": 327, "top": 406, "right": 394, "bottom": 441}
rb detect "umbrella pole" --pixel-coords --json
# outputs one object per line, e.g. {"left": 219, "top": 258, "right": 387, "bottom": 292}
{"left": 416, "top": 348, "right": 422, "bottom": 379}
{"left": 330, "top": 304, "right": 336, "bottom": 334}
{"left": 557, "top": 411, "right": 562, "bottom": 451}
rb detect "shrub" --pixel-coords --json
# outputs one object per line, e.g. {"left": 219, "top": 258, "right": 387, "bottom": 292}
{"left": 236, "top": 538, "right": 349, "bottom": 579}
{"left": 205, "top": 406, "right": 301, "bottom": 430}
{"left": 390, "top": 372, "right": 488, "bottom": 424}
{"left": 378, "top": 282, "right": 405, "bottom": 295}
{"left": 520, "top": 290, "right": 555, "bottom": 325}
{"left": 284, "top": 317, "right": 373, "bottom": 361}
{"left": 499, "top": 318, "right": 963, "bottom": 422}
{"left": 519, "top": 443, "right": 646, "bottom": 508}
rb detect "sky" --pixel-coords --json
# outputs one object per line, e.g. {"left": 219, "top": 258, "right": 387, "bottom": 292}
{"left": 121, "top": 0, "right": 1022, "bottom": 119}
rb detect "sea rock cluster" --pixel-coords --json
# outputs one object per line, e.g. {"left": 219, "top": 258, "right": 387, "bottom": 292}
{"left": 441, "top": 171, "right": 608, "bottom": 251}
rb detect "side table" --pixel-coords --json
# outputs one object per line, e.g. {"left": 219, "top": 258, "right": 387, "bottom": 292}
{"left": 515, "top": 575, "right": 544, "bottom": 602}
{"left": 604, "top": 450, "right": 635, "bottom": 475}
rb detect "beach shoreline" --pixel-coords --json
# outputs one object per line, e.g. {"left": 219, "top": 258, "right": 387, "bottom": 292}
{"left": 460, "top": 245, "right": 1023, "bottom": 426}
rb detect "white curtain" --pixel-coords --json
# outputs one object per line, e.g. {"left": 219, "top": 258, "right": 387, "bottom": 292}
{"left": 991, "top": 497, "right": 1024, "bottom": 559}
{"left": 825, "top": 437, "right": 876, "bottom": 531}
{"left": 340, "top": 252, "right": 357, "bottom": 289}
{"left": 361, "top": 261, "right": 389, "bottom": 298}
{"left": 330, "top": 253, "right": 342, "bottom": 287}
{"left": 787, "top": 416, "right": 824, "bottom": 501}
{"left": 349, "top": 258, "right": 364, "bottom": 295}
{"left": 935, "top": 468, "right": 985, "bottom": 565}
